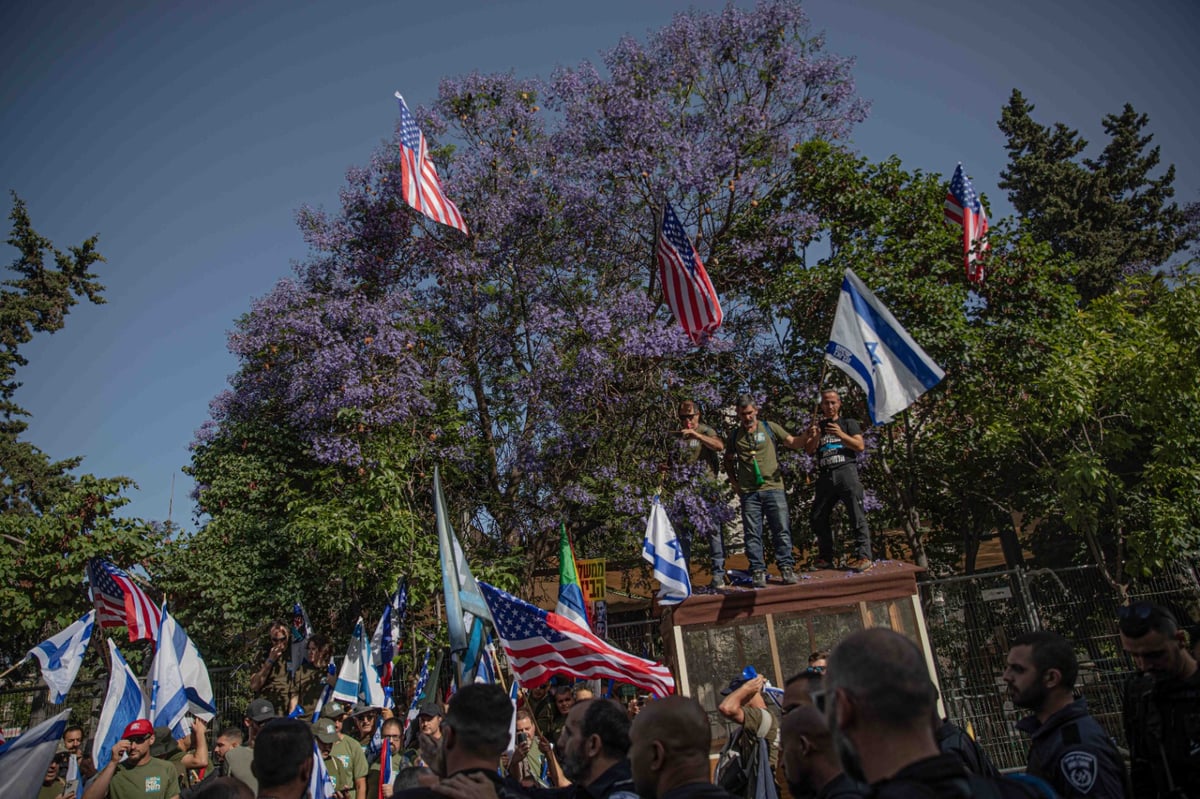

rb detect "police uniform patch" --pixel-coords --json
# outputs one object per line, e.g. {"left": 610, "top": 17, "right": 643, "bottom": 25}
{"left": 1061, "top": 750, "right": 1098, "bottom": 793}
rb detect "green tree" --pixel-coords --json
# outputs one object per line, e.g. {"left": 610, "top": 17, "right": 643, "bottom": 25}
{"left": 0, "top": 194, "right": 165, "bottom": 662}
{"left": 997, "top": 90, "right": 1194, "bottom": 302}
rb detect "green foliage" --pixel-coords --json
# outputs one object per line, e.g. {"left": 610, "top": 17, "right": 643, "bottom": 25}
{"left": 0, "top": 194, "right": 161, "bottom": 662}
{"left": 998, "top": 90, "right": 1194, "bottom": 301}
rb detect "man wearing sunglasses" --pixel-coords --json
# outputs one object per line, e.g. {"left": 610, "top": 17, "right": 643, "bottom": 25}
{"left": 670, "top": 400, "right": 729, "bottom": 588}
{"left": 81, "top": 719, "right": 180, "bottom": 799}
{"left": 1119, "top": 602, "right": 1200, "bottom": 798}
{"left": 248, "top": 621, "right": 291, "bottom": 716}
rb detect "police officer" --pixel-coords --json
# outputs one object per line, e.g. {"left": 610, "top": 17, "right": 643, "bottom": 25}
{"left": 1003, "top": 631, "right": 1128, "bottom": 798}
{"left": 1119, "top": 602, "right": 1200, "bottom": 798}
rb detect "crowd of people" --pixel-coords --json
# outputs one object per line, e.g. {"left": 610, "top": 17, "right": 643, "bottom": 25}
{"left": 670, "top": 391, "right": 875, "bottom": 590}
{"left": 40, "top": 600, "right": 1198, "bottom": 799}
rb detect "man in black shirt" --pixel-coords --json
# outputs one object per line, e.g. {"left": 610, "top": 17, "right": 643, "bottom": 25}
{"left": 532, "top": 699, "right": 637, "bottom": 799}
{"left": 629, "top": 696, "right": 736, "bottom": 799}
{"left": 801, "top": 390, "right": 872, "bottom": 572}
{"left": 779, "top": 704, "right": 866, "bottom": 798}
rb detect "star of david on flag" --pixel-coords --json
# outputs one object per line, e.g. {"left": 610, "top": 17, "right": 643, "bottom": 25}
{"left": 642, "top": 498, "right": 691, "bottom": 605}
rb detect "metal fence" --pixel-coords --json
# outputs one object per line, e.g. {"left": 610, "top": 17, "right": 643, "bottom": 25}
{"left": 921, "top": 561, "right": 1200, "bottom": 771}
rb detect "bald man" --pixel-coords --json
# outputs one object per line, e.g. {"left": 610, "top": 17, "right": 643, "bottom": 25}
{"left": 628, "top": 696, "right": 736, "bottom": 799}
{"left": 779, "top": 705, "right": 865, "bottom": 799}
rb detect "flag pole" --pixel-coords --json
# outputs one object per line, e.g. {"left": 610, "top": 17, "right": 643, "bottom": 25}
{"left": 647, "top": 197, "right": 665, "bottom": 318}
{"left": 0, "top": 656, "right": 30, "bottom": 681}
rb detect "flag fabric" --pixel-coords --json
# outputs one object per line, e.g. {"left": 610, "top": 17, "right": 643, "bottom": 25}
{"left": 332, "top": 617, "right": 387, "bottom": 708}
{"left": 86, "top": 558, "right": 161, "bottom": 642}
{"left": 641, "top": 499, "right": 692, "bottom": 605}
{"left": 402, "top": 648, "right": 433, "bottom": 740}
{"left": 94, "top": 640, "right": 148, "bottom": 771}
{"left": 555, "top": 523, "right": 591, "bottom": 631}
{"left": 377, "top": 735, "right": 394, "bottom": 799}
{"left": 0, "top": 708, "right": 72, "bottom": 799}
{"left": 945, "top": 163, "right": 990, "bottom": 283}
{"left": 825, "top": 269, "right": 945, "bottom": 425}
{"left": 149, "top": 607, "right": 216, "bottom": 737}
{"left": 656, "top": 200, "right": 722, "bottom": 344}
{"left": 371, "top": 578, "right": 408, "bottom": 698}
{"left": 479, "top": 581, "right": 675, "bottom": 696}
{"left": 64, "top": 753, "right": 82, "bottom": 799}
{"left": 309, "top": 740, "right": 336, "bottom": 799}
{"left": 433, "top": 467, "right": 493, "bottom": 685}
{"left": 26, "top": 610, "right": 95, "bottom": 703}
{"left": 310, "top": 661, "right": 337, "bottom": 723}
{"left": 290, "top": 602, "right": 312, "bottom": 676}
{"left": 394, "top": 92, "right": 468, "bottom": 234}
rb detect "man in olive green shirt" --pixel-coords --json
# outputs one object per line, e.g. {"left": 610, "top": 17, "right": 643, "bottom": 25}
{"left": 248, "top": 621, "right": 291, "bottom": 714}
{"left": 323, "top": 700, "right": 368, "bottom": 799}
{"left": 724, "top": 394, "right": 804, "bottom": 588}
{"left": 82, "top": 719, "right": 181, "bottom": 799}
{"left": 316, "top": 718, "right": 354, "bottom": 798}
{"left": 671, "top": 399, "right": 730, "bottom": 587}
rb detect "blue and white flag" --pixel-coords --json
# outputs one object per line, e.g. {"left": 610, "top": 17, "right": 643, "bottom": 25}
{"left": 371, "top": 579, "right": 407, "bottom": 668}
{"left": 27, "top": 610, "right": 94, "bottom": 703}
{"left": 150, "top": 607, "right": 216, "bottom": 737}
{"left": 332, "top": 617, "right": 386, "bottom": 708}
{"left": 825, "top": 269, "right": 945, "bottom": 424}
{"left": 0, "top": 708, "right": 72, "bottom": 799}
{"left": 309, "top": 740, "right": 336, "bottom": 798}
{"left": 641, "top": 499, "right": 691, "bottom": 605}
{"left": 311, "top": 661, "right": 337, "bottom": 723}
{"left": 94, "top": 640, "right": 148, "bottom": 771}
{"left": 403, "top": 648, "right": 432, "bottom": 738}
{"left": 290, "top": 602, "right": 313, "bottom": 677}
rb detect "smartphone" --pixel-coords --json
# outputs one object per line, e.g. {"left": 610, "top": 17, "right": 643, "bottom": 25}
{"left": 516, "top": 731, "right": 528, "bottom": 745}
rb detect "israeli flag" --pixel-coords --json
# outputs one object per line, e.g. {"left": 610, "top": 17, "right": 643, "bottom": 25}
{"left": 0, "top": 708, "right": 72, "bottom": 799}
{"left": 825, "top": 269, "right": 945, "bottom": 424}
{"left": 149, "top": 607, "right": 216, "bottom": 737}
{"left": 27, "top": 610, "right": 94, "bottom": 703}
{"left": 332, "top": 617, "right": 386, "bottom": 708}
{"left": 94, "top": 640, "right": 148, "bottom": 771}
{"left": 641, "top": 498, "right": 692, "bottom": 605}
{"left": 309, "top": 740, "right": 336, "bottom": 798}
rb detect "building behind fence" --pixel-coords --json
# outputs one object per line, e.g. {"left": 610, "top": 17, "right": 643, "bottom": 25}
{"left": 4, "top": 562, "right": 1199, "bottom": 774}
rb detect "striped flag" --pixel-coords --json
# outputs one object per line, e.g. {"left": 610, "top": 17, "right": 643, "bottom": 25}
{"left": 479, "top": 581, "right": 675, "bottom": 696}
{"left": 656, "top": 201, "right": 722, "bottom": 344}
{"left": 0, "top": 709, "right": 72, "bottom": 799}
{"left": 945, "top": 163, "right": 990, "bottom": 283}
{"left": 309, "top": 740, "right": 336, "bottom": 799}
{"left": 26, "top": 610, "right": 94, "bottom": 703}
{"left": 402, "top": 648, "right": 432, "bottom": 740}
{"left": 371, "top": 577, "right": 408, "bottom": 699}
{"left": 642, "top": 499, "right": 691, "bottom": 606}
{"left": 93, "top": 640, "right": 148, "bottom": 772}
{"left": 555, "top": 523, "right": 590, "bottom": 631}
{"left": 86, "top": 559, "right": 160, "bottom": 642}
{"left": 395, "top": 92, "right": 468, "bottom": 234}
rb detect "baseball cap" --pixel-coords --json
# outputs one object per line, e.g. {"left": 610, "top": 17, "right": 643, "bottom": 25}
{"left": 247, "top": 698, "right": 277, "bottom": 722}
{"left": 416, "top": 701, "right": 443, "bottom": 719}
{"left": 122, "top": 719, "right": 154, "bottom": 739}
{"left": 347, "top": 702, "right": 376, "bottom": 718}
{"left": 313, "top": 718, "right": 340, "bottom": 744}
{"left": 320, "top": 700, "right": 347, "bottom": 720}
{"left": 719, "top": 666, "right": 760, "bottom": 696}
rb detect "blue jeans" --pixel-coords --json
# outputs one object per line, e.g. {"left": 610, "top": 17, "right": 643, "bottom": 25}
{"left": 678, "top": 525, "right": 725, "bottom": 577}
{"left": 740, "top": 489, "right": 795, "bottom": 572}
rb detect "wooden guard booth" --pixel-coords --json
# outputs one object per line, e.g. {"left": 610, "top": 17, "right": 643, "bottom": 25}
{"left": 660, "top": 561, "right": 938, "bottom": 747}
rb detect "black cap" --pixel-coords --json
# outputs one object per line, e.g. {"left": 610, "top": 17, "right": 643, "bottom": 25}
{"left": 247, "top": 698, "right": 276, "bottom": 722}
{"left": 416, "top": 700, "right": 443, "bottom": 719}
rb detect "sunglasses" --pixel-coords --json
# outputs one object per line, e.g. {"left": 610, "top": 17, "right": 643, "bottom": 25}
{"left": 1117, "top": 601, "right": 1154, "bottom": 621}
{"left": 125, "top": 734, "right": 152, "bottom": 744}
{"left": 678, "top": 413, "right": 698, "bottom": 420}
{"left": 805, "top": 665, "right": 826, "bottom": 675}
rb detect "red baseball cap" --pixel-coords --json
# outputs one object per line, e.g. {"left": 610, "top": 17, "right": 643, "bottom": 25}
{"left": 122, "top": 719, "right": 154, "bottom": 739}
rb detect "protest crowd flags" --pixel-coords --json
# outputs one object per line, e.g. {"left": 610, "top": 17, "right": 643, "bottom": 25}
{"left": 642, "top": 499, "right": 692, "bottom": 605}
{"left": 87, "top": 558, "right": 161, "bottom": 642}
{"left": 433, "top": 466, "right": 493, "bottom": 685}
{"left": 25, "top": 610, "right": 94, "bottom": 703}
{"left": 94, "top": 640, "right": 148, "bottom": 771}
{"left": 149, "top": 606, "right": 216, "bottom": 738}
{"left": 394, "top": 92, "right": 469, "bottom": 235}
{"left": 371, "top": 577, "right": 408, "bottom": 700}
{"left": 333, "top": 617, "right": 387, "bottom": 708}
{"left": 555, "top": 523, "right": 591, "bottom": 631}
{"left": 825, "top": 269, "right": 945, "bottom": 425}
{"left": 479, "top": 581, "right": 675, "bottom": 696}
{"left": 945, "top": 163, "right": 990, "bottom": 283}
{"left": 402, "top": 648, "right": 433, "bottom": 740}
{"left": 0, "top": 708, "right": 72, "bottom": 799}
{"left": 657, "top": 200, "right": 723, "bottom": 344}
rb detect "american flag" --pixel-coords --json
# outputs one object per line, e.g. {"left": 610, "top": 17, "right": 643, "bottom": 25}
{"left": 86, "top": 558, "right": 160, "bottom": 642}
{"left": 395, "top": 92, "right": 468, "bottom": 235}
{"left": 945, "top": 163, "right": 990, "bottom": 283}
{"left": 478, "top": 581, "right": 675, "bottom": 696}
{"left": 657, "top": 201, "right": 722, "bottom": 344}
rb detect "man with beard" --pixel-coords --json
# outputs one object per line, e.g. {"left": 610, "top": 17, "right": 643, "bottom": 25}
{"left": 800, "top": 390, "right": 872, "bottom": 573}
{"left": 778, "top": 705, "right": 865, "bottom": 799}
{"left": 536, "top": 699, "right": 637, "bottom": 799}
{"left": 628, "top": 696, "right": 735, "bottom": 799}
{"left": 1119, "top": 602, "right": 1200, "bottom": 797}
{"left": 1003, "top": 631, "right": 1127, "bottom": 798}
{"left": 824, "top": 628, "right": 1049, "bottom": 798}
{"left": 81, "top": 719, "right": 181, "bottom": 799}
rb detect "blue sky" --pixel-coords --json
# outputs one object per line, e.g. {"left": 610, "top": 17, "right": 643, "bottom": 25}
{"left": 3, "top": 0, "right": 1197, "bottom": 527}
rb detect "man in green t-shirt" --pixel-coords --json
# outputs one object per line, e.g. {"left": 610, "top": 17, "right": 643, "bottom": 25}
{"left": 723, "top": 394, "right": 805, "bottom": 588}
{"left": 315, "top": 718, "right": 354, "bottom": 798}
{"left": 323, "top": 700, "right": 368, "bottom": 799}
{"left": 81, "top": 719, "right": 181, "bottom": 799}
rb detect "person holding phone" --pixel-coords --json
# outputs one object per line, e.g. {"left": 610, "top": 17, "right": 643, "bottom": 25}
{"left": 801, "top": 389, "right": 873, "bottom": 573}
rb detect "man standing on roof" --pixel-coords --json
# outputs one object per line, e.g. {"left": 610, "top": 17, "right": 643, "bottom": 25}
{"left": 801, "top": 389, "right": 873, "bottom": 573}
{"left": 670, "top": 399, "right": 729, "bottom": 588}
{"left": 724, "top": 394, "right": 804, "bottom": 589}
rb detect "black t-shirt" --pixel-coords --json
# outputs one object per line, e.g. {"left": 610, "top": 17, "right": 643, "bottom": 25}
{"left": 815, "top": 417, "right": 862, "bottom": 471}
